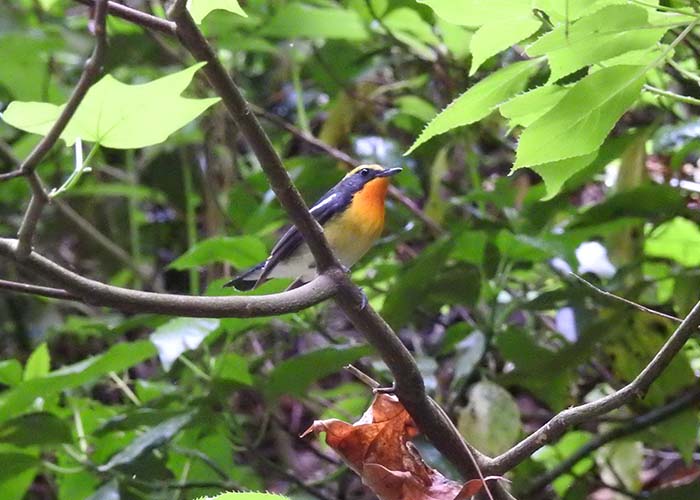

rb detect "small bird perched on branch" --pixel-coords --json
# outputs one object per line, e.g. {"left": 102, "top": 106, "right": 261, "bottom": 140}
{"left": 226, "top": 164, "right": 402, "bottom": 291}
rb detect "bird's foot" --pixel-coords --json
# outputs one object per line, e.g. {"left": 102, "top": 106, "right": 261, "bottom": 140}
{"left": 372, "top": 381, "right": 396, "bottom": 395}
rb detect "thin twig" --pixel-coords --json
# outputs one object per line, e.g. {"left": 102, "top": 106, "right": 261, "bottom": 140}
{"left": 345, "top": 364, "right": 381, "bottom": 389}
{"left": 74, "top": 0, "right": 175, "bottom": 34}
{"left": 0, "top": 278, "right": 77, "bottom": 301}
{"left": 643, "top": 83, "right": 700, "bottom": 106}
{"left": 526, "top": 385, "right": 700, "bottom": 494}
{"left": 14, "top": 0, "right": 109, "bottom": 258}
{"left": 571, "top": 272, "right": 683, "bottom": 324}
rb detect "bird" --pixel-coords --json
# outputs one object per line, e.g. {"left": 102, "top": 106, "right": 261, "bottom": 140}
{"left": 226, "top": 164, "right": 402, "bottom": 291}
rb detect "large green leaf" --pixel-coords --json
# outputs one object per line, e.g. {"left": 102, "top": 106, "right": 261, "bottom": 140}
{"left": 187, "top": 0, "right": 246, "bottom": 24}
{"left": 0, "top": 341, "right": 156, "bottom": 422}
{"left": 527, "top": 5, "right": 667, "bottom": 81}
{"left": 514, "top": 65, "right": 644, "bottom": 168}
{"left": 524, "top": 152, "right": 598, "bottom": 199}
{"left": 169, "top": 236, "right": 267, "bottom": 271}
{"left": 264, "top": 345, "right": 371, "bottom": 399}
{"left": 2, "top": 63, "right": 219, "bottom": 149}
{"left": 470, "top": 16, "right": 541, "bottom": 75}
{"left": 499, "top": 84, "right": 569, "bottom": 129}
{"left": 407, "top": 58, "right": 540, "bottom": 154}
{"left": 261, "top": 4, "right": 368, "bottom": 40}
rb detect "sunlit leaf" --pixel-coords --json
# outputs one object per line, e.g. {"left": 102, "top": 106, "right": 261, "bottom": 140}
{"left": 23, "top": 342, "right": 50, "bottom": 381}
{"left": 645, "top": 217, "right": 700, "bottom": 267}
{"left": 2, "top": 63, "right": 219, "bottom": 149}
{"left": 514, "top": 65, "right": 644, "bottom": 168}
{"left": 187, "top": 0, "right": 247, "bottom": 24}
{"left": 150, "top": 318, "right": 220, "bottom": 371}
{"left": 407, "top": 58, "right": 540, "bottom": 154}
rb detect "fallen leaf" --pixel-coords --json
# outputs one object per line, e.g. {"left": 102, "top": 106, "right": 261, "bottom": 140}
{"left": 302, "top": 393, "right": 507, "bottom": 500}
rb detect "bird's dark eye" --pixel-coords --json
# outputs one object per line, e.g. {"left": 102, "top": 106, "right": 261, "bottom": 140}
{"left": 360, "top": 168, "right": 370, "bottom": 177}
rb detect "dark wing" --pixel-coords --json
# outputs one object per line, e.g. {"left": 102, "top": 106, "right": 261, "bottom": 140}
{"left": 255, "top": 187, "right": 350, "bottom": 285}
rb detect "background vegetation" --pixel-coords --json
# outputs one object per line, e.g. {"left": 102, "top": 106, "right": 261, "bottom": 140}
{"left": 2, "top": 0, "right": 700, "bottom": 499}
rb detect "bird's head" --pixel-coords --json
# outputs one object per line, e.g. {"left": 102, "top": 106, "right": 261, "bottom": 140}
{"left": 339, "top": 164, "right": 402, "bottom": 198}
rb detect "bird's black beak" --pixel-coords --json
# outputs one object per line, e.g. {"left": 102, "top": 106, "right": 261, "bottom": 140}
{"left": 377, "top": 167, "right": 402, "bottom": 178}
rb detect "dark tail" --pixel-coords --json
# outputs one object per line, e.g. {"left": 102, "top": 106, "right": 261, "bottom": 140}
{"left": 224, "top": 262, "right": 265, "bottom": 291}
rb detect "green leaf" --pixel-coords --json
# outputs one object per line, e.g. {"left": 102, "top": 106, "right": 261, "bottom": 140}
{"left": 533, "top": 431, "right": 594, "bottom": 496}
{"left": 261, "top": 4, "right": 368, "bottom": 41}
{"left": 169, "top": 236, "right": 267, "bottom": 271}
{"left": 23, "top": 342, "right": 50, "bottom": 381}
{"left": 470, "top": 16, "right": 541, "bottom": 75}
{"left": 645, "top": 217, "right": 700, "bottom": 267}
{"left": 0, "top": 341, "right": 156, "bottom": 423}
{"left": 499, "top": 84, "right": 569, "bottom": 129}
{"left": 0, "top": 412, "right": 71, "bottom": 446}
{"left": 149, "top": 318, "right": 220, "bottom": 371}
{"left": 98, "top": 412, "right": 193, "bottom": 472}
{"left": 457, "top": 381, "right": 521, "bottom": 456}
{"left": 187, "top": 0, "right": 247, "bottom": 24}
{"left": 264, "top": 345, "right": 371, "bottom": 399}
{"left": 2, "top": 63, "right": 219, "bottom": 149}
{"left": 596, "top": 440, "right": 643, "bottom": 493}
{"left": 514, "top": 65, "right": 644, "bottom": 168}
{"left": 213, "top": 353, "right": 253, "bottom": 386}
{"left": 525, "top": 152, "right": 598, "bottom": 199}
{"left": 407, "top": 58, "right": 540, "bottom": 154}
{"left": 527, "top": 5, "right": 666, "bottom": 81}
{"left": 0, "top": 451, "right": 39, "bottom": 500}
{"left": 0, "top": 33, "right": 62, "bottom": 101}
{"left": 0, "top": 361, "right": 22, "bottom": 387}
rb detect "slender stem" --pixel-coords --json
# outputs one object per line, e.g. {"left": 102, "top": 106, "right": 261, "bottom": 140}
{"left": 643, "top": 83, "right": 700, "bottom": 105}
{"left": 178, "top": 355, "right": 211, "bottom": 381}
{"left": 291, "top": 57, "right": 311, "bottom": 134}
{"left": 181, "top": 157, "right": 200, "bottom": 294}
{"left": 125, "top": 149, "right": 142, "bottom": 288}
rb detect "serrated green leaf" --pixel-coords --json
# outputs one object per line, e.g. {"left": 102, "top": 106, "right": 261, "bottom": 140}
{"left": 470, "top": 16, "right": 541, "bottom": 75}
{"left": 169, "top": 236, "right": 267, "bottom": 271}
{"left": 264, "top": 345, "right": 371, "bottom": 399}
{"left": 2, "top": 63, "right": 219, "bottom": 149}
{"left": 500, "top": 84, "right": 569, "bottom": 129}
{"left": 261, "top": 4, "right": 368, "bottom": 40}
{"left": 514, "top": 65, "right": 644, "bottom": 168}
{"left": 407, "top": 58, "right": 540, "bottom": 154}
{"left": 524, "top": 152, "right": 597, "bottom": 199}
{"left": 527, "top": 5, "right": 666, "bottom": 81}
{"left": 187, "top": 0, "right": 247, "bottom": 24}
{"left": 23, "top": 342, "right": 49, "bottom": 381}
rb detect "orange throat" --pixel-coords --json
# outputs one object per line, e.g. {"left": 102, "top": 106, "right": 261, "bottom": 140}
{"left": 348, "top": 177, "right": 390, "bottom": 234}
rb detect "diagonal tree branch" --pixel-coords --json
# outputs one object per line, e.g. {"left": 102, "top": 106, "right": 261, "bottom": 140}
{"left": 13, "top": 0, "right": 109, "bottom": 259}
{"left": 165, "top": 3, "right": 489, "bottom": 485}
{"left": 483, "top": 297, "right": 700, "bottom": 474}
{"left": 525, "top": 385, "right": 700, "bottom": 495}
{"left": 0, "top": 237, "right": 336, "bottom": 316}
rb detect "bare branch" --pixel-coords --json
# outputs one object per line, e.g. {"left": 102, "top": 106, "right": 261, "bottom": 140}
{"left": 0, "top": 279, "right": 78, "bottom": 301}
{"left": 571, "top": 272, "right": 683, "bottom": 324}
{"left": 74, "top": 0, "right": 176, "bottom": 35}
{"left": 14, "top": 0, "right": 109, "bottom": 259}
{"left": 0, "top": 238, "right": 336, "bottom": 317}
{"left": 484, "top": 297, "right": 700, "bottom": 474}
{"left": 526, "top": 385, "right": 700, "bottom": 495}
